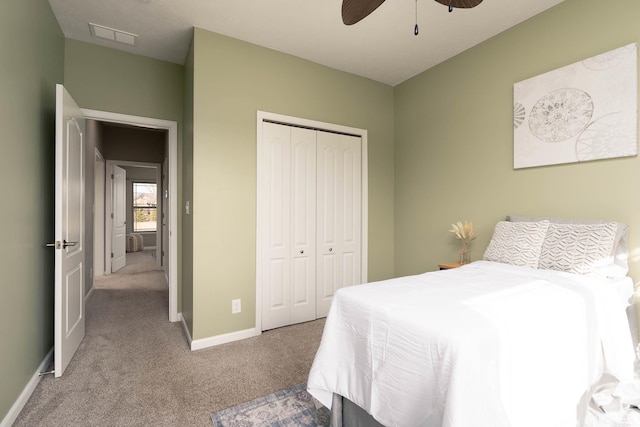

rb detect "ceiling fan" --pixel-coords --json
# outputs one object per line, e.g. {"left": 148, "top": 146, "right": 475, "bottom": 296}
{"left": 341, "top": 0, "right": 483, "bottom": 26}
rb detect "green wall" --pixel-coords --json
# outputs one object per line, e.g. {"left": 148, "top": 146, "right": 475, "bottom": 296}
{"left": 189, "top": 28, "right": 395, "bottom": 340}
{"left": 64, "top": 39, "right": 184, "bottom": 122}
{"left": 64, "top": 39, "right": 185, "bottom": 310}
{"left": 0, "top": 0, "right": 64, "bottom": 421}
{"left": 394, "top": 0, "right": 640, "bottom": 281}
{"left": 182, "top": 38, "right": 195, "bottom": 333}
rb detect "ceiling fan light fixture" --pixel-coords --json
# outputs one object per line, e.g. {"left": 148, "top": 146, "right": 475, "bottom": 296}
{"left": 342, "top": 0, "right": 483, "bottom": 34}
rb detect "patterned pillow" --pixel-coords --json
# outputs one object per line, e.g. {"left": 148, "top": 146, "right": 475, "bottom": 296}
{"left": 507, "top": 216, "right": 629, "bottom": 278}
{"left": 538, "top": 222, "right": 617, "bottom": 276}
{"left": 126, "top": 233, "right": 144, "bottom": 253}
{"left": 483, "top": 221, "right": 550, "bottom": 268}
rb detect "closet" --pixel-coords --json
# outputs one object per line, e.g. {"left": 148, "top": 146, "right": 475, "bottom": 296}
{"left": 259, "top": 120, "right": 363, "bottom": 331}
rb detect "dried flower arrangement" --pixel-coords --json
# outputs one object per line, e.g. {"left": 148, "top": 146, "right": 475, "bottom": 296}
{"left": 449, "top": 221, "right": 476, "bottom": 264}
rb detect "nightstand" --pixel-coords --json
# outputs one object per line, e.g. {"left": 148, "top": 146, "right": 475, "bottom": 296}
{"left": 438, "top": 262, "right": 462, "bottom": 270}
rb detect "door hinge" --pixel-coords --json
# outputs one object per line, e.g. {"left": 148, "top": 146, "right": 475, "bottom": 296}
{"left": 111, "top": 253, "right": 114, "bottom": 258}
{"left": 111, "top": 173, "right": 114, "bottom": 179}
{"left": 111, "top": 213, "right": 114, "bottom": 219}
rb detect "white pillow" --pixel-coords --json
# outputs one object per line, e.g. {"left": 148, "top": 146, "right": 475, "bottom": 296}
{"left": 483, "top": 221, "right": 550, "bottom": 268}
{"left": 507, "top": 216, "right": 629, "bottom": 278}
{"left": 538, "top": 222, "right": 617, "bottom": 276}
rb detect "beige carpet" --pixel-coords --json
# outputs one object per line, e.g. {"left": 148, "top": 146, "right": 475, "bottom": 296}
{"left": 94, "top": 250, "right": 167, "bottom": 291}
{"left": 14, "top": 253, "right": 325, "bottom": 426}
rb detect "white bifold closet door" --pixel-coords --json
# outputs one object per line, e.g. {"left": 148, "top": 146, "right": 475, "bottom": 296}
{"left": 261, "top": 121, "right": 362, "bottom": 330}
{"left": 262, "top": 122, "right": 317, "bottom": 331}
{"left": 316, "top": 131, "right": 361, "bottom": 318}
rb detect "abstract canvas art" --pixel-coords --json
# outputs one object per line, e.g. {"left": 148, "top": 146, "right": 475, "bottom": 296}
{"left": 514, "top": 43, "right": 638, "bottom": 169}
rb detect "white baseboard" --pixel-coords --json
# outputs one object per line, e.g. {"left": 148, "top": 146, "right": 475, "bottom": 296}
{"left": 1, "top": 348, "right": 53, "bottom": 427}
{"left": 180, "top": 313, "right": 192, "bottom": 347}
{"left": 85, "top": 285, "right": 95, "bottom": 303}
{"left": 179, "top": 313, "right": 258, "bottom": 351}
{"left": 190, "top": 327, "right": 258, "bottom": 351}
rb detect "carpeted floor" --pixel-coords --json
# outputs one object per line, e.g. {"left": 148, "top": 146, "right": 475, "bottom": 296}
{"left": 14, "top": 252, "right": 325, "bottom": 426}
{"left": 93, "top": 250, "right": 167, "bottom": 291}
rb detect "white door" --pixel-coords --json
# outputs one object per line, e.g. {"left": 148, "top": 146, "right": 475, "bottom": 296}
{"left": 162, "top": 158, "right": 168, "bottom": 271}
{"left": 290, "top": 127, "right": 317, "bottom": 325}
{"left": 93, "top": 150, "right": 105, "bottom": 277}
{"left": 111, "top": 165, "right": 127, "bottom": 272}
{"left": 261, "top": 122, "right": 316, "bottom": 330}
{"left": 54, "top": 84, "right": 86, "bottom": 377}
{"left": 316, "top": 131, "right": 362, "bottom": 318}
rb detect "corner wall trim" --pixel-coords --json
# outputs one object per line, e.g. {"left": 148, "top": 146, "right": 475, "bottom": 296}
{"left": 85, "top": 285, "right": 95, "bottom": 303}
{"left": 190, "top": 328, "right": 258, "bottom": 351}
{"left": 180, "top": 313, "right": 192, "bottom": 347}
{"left": 0, "top": 348, "right": 53, "bottom": 427}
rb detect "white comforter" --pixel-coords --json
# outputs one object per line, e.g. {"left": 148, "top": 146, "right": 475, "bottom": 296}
{"left": 307, "top": 261, "right": 635, "bottom": 427}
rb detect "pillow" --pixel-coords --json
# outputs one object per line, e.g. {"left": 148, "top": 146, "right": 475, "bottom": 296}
{"left": 507, "top": 215, "right": 629, "bottom": 278}
{"left": 126, "top": 233, "right": 144, "bottom": 253}
{"left": 483, "top": 220, "right": 550, "bottom": 268}
{"left": 538, "top": 222, "right": 617, "bottom": 276}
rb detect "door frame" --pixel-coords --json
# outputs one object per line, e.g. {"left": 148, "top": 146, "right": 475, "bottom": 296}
{"left": 93, "top": 148, "right": 105, "bottom": 280}
{"left": 105, "top": 161, "right": 162, "bottom": 273}
{"left": 255, "top": 110, "right": 368, "bottom": 334}
{"left": 83, "top": 109, "right": 179, "bottom": 323}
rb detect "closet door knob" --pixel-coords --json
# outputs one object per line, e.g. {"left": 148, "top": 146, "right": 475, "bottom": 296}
{"left": 300, "top": 250, "right": 304, "bottom": 254}
{"left": 329, "top": 248, "right": 333, "bottom": 252}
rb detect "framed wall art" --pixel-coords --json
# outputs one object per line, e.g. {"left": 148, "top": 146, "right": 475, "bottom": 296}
{"left": 513, "top": 43, "right": 638, "bottom": 169}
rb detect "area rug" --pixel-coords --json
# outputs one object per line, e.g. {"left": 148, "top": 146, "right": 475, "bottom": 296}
{"left": 211, "top": 383, "right": 330, "bottom": 426}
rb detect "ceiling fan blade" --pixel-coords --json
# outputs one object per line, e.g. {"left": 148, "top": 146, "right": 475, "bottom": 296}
{"left": 433, "top": 0, "right": 483, "bottom": 9}
{"left": 342, "top": 0, "right": 387, "bottom": 25}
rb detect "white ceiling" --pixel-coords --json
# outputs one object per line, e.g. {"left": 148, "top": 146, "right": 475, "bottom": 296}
{"left": 48, "top": 0, "right": 564, "bottom": 86}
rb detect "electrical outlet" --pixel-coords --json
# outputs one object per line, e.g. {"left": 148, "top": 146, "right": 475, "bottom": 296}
{"left": 232, "top": 299, "right": 241, "bottom": 314}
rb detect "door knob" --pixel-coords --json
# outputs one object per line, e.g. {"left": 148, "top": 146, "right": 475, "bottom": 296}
{"left": 329, "top": 248, "right": 333, "bottom": 252}
{"left": 300, "top": 250, "right": 304, "bottom": 254}
{"left": 46, "top": 241, "right": 61, "bottom": 249}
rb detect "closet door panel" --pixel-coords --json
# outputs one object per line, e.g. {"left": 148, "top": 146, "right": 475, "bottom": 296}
{"left": 262, "top": 122, "right": 292, "bottom": 330}
{"left": 340, "top": 134, "right": 362, "bottom": 287}
{"left": 319, "top": 252, "right": 336, "bottom": 299}
{"left": 268, "top": 259, "right": 287, "bottom": 309}
{"left": 290, "top": 127, "right": 316, "bottom": 324}
{"left": 317, "top": 132, "right": 362, "bottom": 317}
{"left": 316, "top": 134, "right": 341, "bottom": 317}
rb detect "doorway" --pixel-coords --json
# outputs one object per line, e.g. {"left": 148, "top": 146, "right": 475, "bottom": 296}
{"left": 105, "top": 161, "right": 162, "bottom": 275}
{"left": 84, "top": 109, "right": 179, "bottom": 323}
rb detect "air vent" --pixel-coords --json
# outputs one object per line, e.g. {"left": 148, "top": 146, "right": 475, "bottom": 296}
{"left": 89, "top": 22, "right": 137, "bottom": 46}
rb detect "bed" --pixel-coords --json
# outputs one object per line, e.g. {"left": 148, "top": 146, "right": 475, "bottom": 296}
{"left": 307, "top": 217, "right": 637, "bottom": 427}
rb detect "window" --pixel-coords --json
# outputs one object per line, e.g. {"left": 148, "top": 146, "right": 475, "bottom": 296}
{"left": 133, "top": 182, "right": 157, "bottom": 232}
